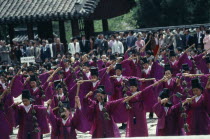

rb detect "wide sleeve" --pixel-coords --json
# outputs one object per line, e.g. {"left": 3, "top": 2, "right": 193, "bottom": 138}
{"left": 106, "top": 98, "right": 128, "bottom": 123}
{"left": 10, "top": 75, "right": 24, "bottom": 98}
{"left": 36, "top": 106, "right": 50, "bottom": 134}
{"left": 82, "top": 97, "right": 96, "bottom": 122}
{"left": 153, "top": 102, "right": 165, "bottom": 118}
{"left": 47, "top": 108, "right": 59, "bottom": 136}
{"left": 39, "top": 72, "right": 50, "bottom": 85}
{"left": 203, "top": 89, "right": 210, "bottom": 113}
{"left": 193, "top": 54, "right": 208, "bottom": 74}
{"left": 138, "top": 85, "right": 157, "bottom": 112}
{"left": 71, "top": 108, "right": 91, "bottom": 132}
{"left": 43, "top": 86, "right": 53, "bottom": 101}
{"left": 150, "top": 61, "right": 164, "bottom": 80}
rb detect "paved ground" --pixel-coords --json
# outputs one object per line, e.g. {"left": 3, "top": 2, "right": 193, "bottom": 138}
{"left": 10, "top": 114, "right": 157, "bottom": 139}
{"left": 10, "top": 96, "right": 158, "bottom": 138}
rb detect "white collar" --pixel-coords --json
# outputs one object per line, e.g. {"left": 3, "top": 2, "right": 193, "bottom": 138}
{"left": 195, "top": 95, "right": 202, "bottom": 103}
{"left": 56, "top": 93, "right": 64, "bottom": 98}
{"left": 62, "top": 116, "right": 70, "bottom": 125}
{"left": 23, "top": 104, "right": 32, "bottom": 113}
{"left": 133, "top": 91, "right": 138, "bottom": 95}
{"left": 164, "top": 107, "right": 169, "bottom": 115}
{"left": 92, "top": 80, "right": 99, "bottom": 88}
{"left": 116, "top": 75, "right": 122, "bottom": 82}
{"left": 132, "top": 59, "right": 136, "bottom": 64}
{"left": 167, "top": 78, "right": 172, "bottom": 85}
{"left": 171, "top": 60, "right": 177, "bottom": 65}
{"left": 65, "top": 67, "right": 70, "bottom": 72}
{"left": 99, "top": 102, "right": 103, "bottom": 111}
{"left": 32, "top": 87, "right": 38, "bottom": 92}
{"left": 86, "top": 71, "right": 91, "bottom": 78}
{"left": 143, "top": 66, "right": 151, "bottom": 75}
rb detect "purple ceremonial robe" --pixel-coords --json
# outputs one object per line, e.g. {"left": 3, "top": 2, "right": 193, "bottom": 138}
{"left": 125, "top": 85, "right": 156, "bottom": 137}
{"left": 39, "top": 72, "right": 50, "bottom": 85}
{"left": 24, "top": 83, "right": 53, "bottom": 105}
{"left": 82, "top": 98, "right": 121, "bottom": 138}
{"left": 10, "top": 75, "right": 24, "bottom": 98}
{"left": 121, "top": 59, "right": 141, "bottom": 78}
{"left": 157, "top": 78, "right": 183, "bottom": 104}
{"left": 12, "top": 105, "right": 49, "bottom": 139}
{"left": 186, "top": 89, "right": 210, "bottom": 135}
{"left": 109, "top": 76, "right": 124, "bottom": 101}
{"left": 150, "top": 61, "right": 164, "bottom": 80}
{"left": 97, "top": 59, "right": 105, "bottom": 70}
{"left": 48, "top": 108, "right": 90, "bottom": 139}
{"left": 153, "top": 102, "right": 185, "bottom": 136}
{"left": 1, "top": 92, "right": 15, "bottom": 127}
{"left": 0, "top": 110, "right": 12, "bottom": 139}
{"left": 51, "top": 95, "right": 68, "bottom": 117}
{"left": 168, "top": 53, "right": 192, "bottom": 76}
{"left": 193, "top": 54, "right": 208, "bottom": 74}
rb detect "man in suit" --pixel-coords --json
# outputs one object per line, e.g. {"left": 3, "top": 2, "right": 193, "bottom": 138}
{"left": 52, "top": 38, "right": 64, "bottom": 58}
{"left": 194, "top": 27, "right": 205, "bottom": 49}
{"left": 181, "top": 29, "right": 194, "bottom": 49}
{"left": 79, "top": 35, "right": 90, "bottom": 53}
{"left": 126, "top": 31, "right": 137, "bottom": 47}
{"left": 40, "top": 40, "right": 51, "bottom": 62}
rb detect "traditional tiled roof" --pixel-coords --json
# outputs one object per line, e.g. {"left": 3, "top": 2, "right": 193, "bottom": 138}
{"left": 0, "top": 0, "right": 135, "bottom": 24}
{"left": 0, "top": 0, "right": 99, "bottom": 24}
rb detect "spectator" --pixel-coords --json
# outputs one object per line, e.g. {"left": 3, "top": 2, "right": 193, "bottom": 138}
{"left": 203, "top": 30, "right": 210, "bottom": 53}
{"left": 112, "top": 37, "right": 124, "bottom": 54}
{"left": 68, "top": 38, "right": 80, "bottom": 56}
{"left": 79, "top": 35, "right": 90, "bottom": 53}
{"left": 126, "top": 31, "right": 137, "bottom": 47}
{"left": 40, "top": 40, "right": 51, "bottom": 62}
{"left": 0, "top": 41, "right": 11, "bottom": 64}
{"left": 53, "top": 38, "right": 64, "bottom": 58}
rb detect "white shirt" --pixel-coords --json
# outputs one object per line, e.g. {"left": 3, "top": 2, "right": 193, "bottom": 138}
{"left": 112, "top": 41, "right": 124, "bottom": 54}
{"left": 68, "top": 42, "right": 80, "bottom": 55}
{"left": 133, "top": 91, "right": 138, "bottom": 95}
{"left": 195, "top": 95, "right": 201, "bottom": 103}
{"left": 23, "top": 104, "right": 32, "bottom": 113}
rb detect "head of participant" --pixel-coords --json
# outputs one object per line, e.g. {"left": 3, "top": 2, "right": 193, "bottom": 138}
{"left": 22, "top": 90, "right": 34, "bottom": 106}
{"left": 30, "top": 75, "right": 37, "bottom": 88}
{"left": 129, "top": 78, "right": 138, "bottom": 93}
{"left": 91, "top": 68, "right": 99, "bottom": 81}
{"left": 164, "top": 64, "right": 172, "bottom": 78}
{"left": 83, "top": 62, "right": 90, "bottom": 73}
{"left": 159, "top": 88, "right": 172, "bottom": 107}
{"left": 142, "top": 57, "right": 149, "bottom": 70}
{"left": 54, "top": 80, "right": 63, "bottom": 95}
{"left": 95, "top": 85, "right": 107, "bottom": 103}
{"left": 115, "top": 64, "right": 122, "bottom": 76}
{"left": 169, "top": 50, "right": 176, "bottom": 62}
{"left": 182, "top": 64, "right": 190, "bottom": 74}
{"left": 191, "top": 78, "right": 203, "bottom": 96}
{"left": 59, "top": 101, "right": 71, "bottom": 120}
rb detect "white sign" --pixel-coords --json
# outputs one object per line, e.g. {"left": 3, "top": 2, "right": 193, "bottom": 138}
{"left": 21, "top": 56, "right": 35, "bottom": 65}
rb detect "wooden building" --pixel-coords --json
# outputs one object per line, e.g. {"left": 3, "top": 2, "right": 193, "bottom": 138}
{"left": 0, "top": 0, "right": 135, "bottom": 45}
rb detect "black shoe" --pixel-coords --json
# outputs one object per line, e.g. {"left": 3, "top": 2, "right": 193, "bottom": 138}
{"left": 149, "top": 112, "right": 153, "bottom": 119}
{"left": 119, "top": 123, "right": 127, "bottom": 129}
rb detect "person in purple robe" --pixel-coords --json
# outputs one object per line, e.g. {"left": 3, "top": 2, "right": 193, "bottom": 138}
{"left": 81, "top": 85, "right": 122, "bottom": 138}
{"left": 23, "top": 75, "right": 53, "bottom": 105}
{"left": 153, "top": 88, "right": 185, "bottom": 136}
{"left": 122, "top": 78, "right": 158, "bottom": 137}
{"left": 157, "top": 64, "right": 183, "bottom": 105}
{"left": 47, "top": 97, "right": 90, "bottom": 139}
{"left": 183, "top": 78, "right": 210, "bottom": 135}
{"left": 0, "top": 102, "right": 12, "bottom": 139}
{"left": 11, "top": 90, "right": 49, "bottom": 139}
